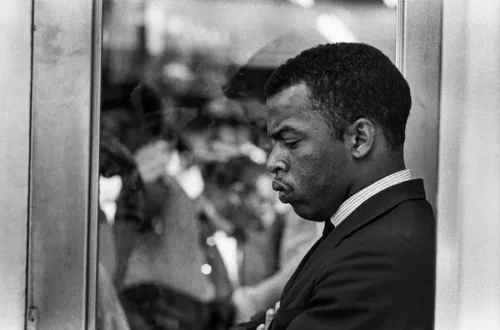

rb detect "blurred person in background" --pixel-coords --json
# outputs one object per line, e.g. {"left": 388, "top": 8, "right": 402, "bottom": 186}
{"left": 200, "top": 156, "right": 295, "bottom": 323}
{"left": 97, "top": 129, "right": 146, "bottom": 330}
{"left": 99, "top": 127, "right": 149, "bottom": 287}
{"left": 222, "top": 36, "right": 320, "bottom": 323}
{"left": 100, "top": 82, "right": 231, "bottom": 330}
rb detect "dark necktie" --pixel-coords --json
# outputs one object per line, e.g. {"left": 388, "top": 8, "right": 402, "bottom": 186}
{"left": 323, "top": 220, "right": 335, "bottom": 236}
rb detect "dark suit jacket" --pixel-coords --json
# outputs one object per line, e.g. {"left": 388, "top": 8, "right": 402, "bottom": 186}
{"left": 232, "top": 179, "right": 436, "bottom": 330}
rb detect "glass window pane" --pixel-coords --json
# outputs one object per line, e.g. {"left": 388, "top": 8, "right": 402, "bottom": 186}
{"left": 98, "top": 1, "right": 396, "bottom": 329}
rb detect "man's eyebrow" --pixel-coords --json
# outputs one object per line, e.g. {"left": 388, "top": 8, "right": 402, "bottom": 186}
{"left": 268, "top": 125, "right": 299, "bottom": 139}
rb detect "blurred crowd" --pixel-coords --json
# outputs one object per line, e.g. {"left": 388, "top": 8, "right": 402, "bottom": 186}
{"left": 96, "top": 49, "right": 319, "bottom": 330}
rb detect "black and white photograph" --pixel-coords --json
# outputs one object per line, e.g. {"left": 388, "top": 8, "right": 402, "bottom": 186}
{"left": 1, "top": 0, "right": 499, "bottom": 329}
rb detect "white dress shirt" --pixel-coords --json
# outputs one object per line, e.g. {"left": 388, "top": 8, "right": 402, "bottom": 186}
{"left": 330, "top": 169, "right": 413, "bottom": 228}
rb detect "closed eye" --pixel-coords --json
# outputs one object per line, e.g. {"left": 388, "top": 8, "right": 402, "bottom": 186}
{"left": 284, "top": 140, "right": 300, "bottom": 148}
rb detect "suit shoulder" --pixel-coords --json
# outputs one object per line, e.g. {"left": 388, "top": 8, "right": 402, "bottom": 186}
{"left": 385, "top": 199, "right": 436, "bottom": 242}
{"left": 341, "top": 198, "right": 435, "bottom": 249}
{"left": 393, "top": 198, "right": 435, "bottom": 221}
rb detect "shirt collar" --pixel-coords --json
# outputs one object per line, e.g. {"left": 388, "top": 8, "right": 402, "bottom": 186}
{"left": 330, "top": 169, "right": 413, "bottom": 228}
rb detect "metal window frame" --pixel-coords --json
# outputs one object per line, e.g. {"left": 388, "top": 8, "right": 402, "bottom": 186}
{"left": 397, "top": 1, "right": 443, "bottom": 328}
{"left": 0, "top": 1, "right": 33, "bottom": 329}
{"left": 397, "top": 0, "right": 442, "bottom": 213}
{"left": 24, "top": 0, "right": 102, "bottom": 329}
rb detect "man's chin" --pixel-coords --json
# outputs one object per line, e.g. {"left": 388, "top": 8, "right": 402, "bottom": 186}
{"left": 290, "top": 204, "right": 324, "bottom": 222}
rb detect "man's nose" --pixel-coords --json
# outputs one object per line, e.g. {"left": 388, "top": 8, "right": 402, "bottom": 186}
{"left": 267, "top": 145, "right": 288, "bottom": 174}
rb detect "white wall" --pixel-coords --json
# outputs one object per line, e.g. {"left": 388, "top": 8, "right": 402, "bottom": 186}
{"left": 436, "top": 0, "right": 500, "bottom": 328}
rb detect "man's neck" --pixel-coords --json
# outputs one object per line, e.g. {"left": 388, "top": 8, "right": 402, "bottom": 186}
{"left": 346, "top": 157, "right": 406, "bottom": 201}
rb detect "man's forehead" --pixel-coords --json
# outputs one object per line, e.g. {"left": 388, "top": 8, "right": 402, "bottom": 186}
{"left": 267, "top": 111, "right": 316, "bottom": 138}
{"left": 265, "top": 82, "right": 310, "bottom": 111}
{"left": 266, "top": 83, "right": 312, "bottom": 131}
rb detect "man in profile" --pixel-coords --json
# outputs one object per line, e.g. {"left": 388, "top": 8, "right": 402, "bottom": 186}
{"left": 234, "top": 42, "right": 436, "bottom": 329}
{"left": 223, "top": 35, "right": 321, "bottom": 323}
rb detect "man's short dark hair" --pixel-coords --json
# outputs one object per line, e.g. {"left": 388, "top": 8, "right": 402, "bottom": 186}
{"left": 264, "top": 43, "right": 411, "bottom": 149}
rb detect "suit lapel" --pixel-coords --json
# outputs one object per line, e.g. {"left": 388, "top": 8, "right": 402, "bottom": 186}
{"left": 279, "top": 179, "right": 427, "bottom": 303}
{"left": 280, "top": 227, "right": 328, "bottom": 299}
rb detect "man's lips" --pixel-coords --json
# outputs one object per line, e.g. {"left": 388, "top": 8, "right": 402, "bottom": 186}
{"left": 272, "top": 180, "right": 290, "bottom": 192}
{"left": 272, "top": 180, "right": 294, "bottom": 203}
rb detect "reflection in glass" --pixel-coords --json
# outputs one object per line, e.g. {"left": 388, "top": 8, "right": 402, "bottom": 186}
{"left": 97, "top": 1, "right": 396, "bottom": 329}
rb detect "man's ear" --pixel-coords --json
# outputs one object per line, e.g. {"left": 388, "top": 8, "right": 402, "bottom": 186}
{"left": 345, "top": 118, "right": 375, "bottom": 159}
